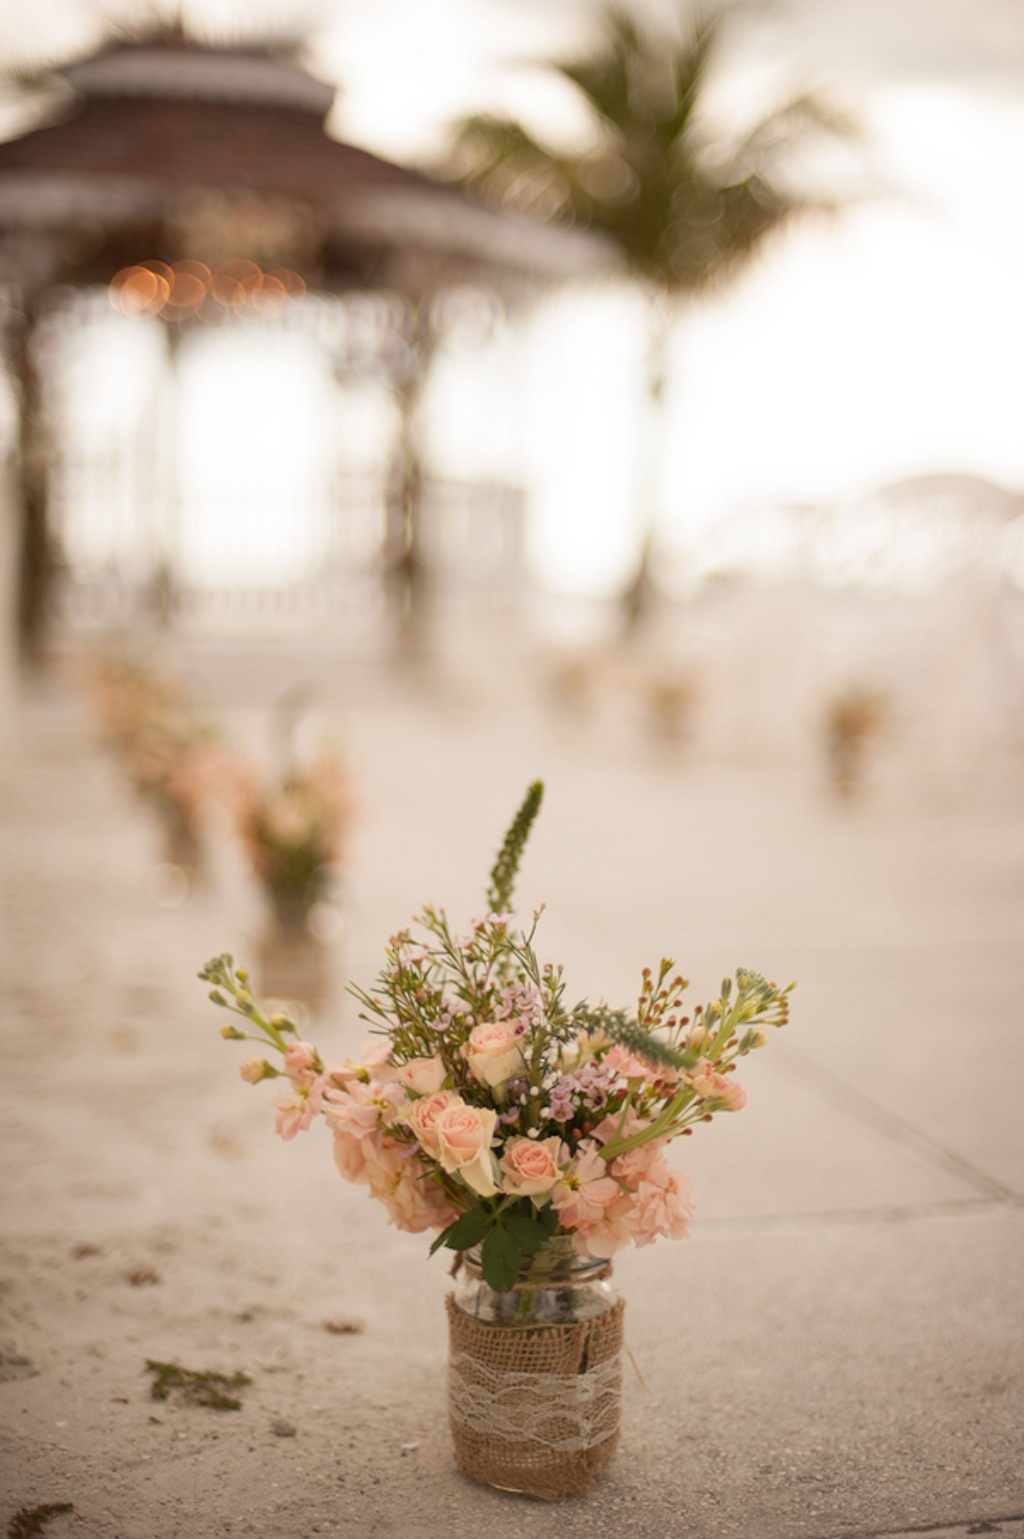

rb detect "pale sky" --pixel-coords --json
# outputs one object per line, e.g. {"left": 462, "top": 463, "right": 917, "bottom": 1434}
{"left": 1, "top": 0, "right": 1022, "bottom": 594}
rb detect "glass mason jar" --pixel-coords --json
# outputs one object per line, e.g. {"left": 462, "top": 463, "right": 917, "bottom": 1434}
{"left": 446, "top": 1238, "right": 624, "bottom": 1500}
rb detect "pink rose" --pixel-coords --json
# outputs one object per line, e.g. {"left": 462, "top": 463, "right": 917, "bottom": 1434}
{"left": 398, "top": 1056, "right": 448, "bottom": 1094}
{"left": 500, "top": 1136, "right": 565, "bottom": 1198}
{"left": 403, "top": 1090, "right": 461, "bottom": 1158}
{"left": 433, "top": 1102, "right": 499, "bottom": 1197}
{"left": 463, "top": 1022, "right": 525, "bottom": 1088}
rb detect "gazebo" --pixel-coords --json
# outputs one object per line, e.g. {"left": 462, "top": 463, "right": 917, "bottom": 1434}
{"left": 0, "top": 27, "right": 601, "bottom": 668}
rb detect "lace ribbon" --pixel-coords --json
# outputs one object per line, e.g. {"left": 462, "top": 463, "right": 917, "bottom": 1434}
{"left": 448, "top": 1351, "right": 621, "bottom": 1454}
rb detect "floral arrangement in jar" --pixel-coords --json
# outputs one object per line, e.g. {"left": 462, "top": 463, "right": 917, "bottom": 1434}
{"left": 199, "top": 782, "right": 791, "bottom": 1498}
{"left": 85, "top": 653, "right": 223, "bottom": 877}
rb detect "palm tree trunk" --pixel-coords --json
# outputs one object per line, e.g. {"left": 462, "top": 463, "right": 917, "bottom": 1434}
{"left": 620, "top": 292, "right": 673, "bottom": 641}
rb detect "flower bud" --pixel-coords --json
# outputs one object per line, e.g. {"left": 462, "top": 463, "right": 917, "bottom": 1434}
{"left": 220, "top": 1024, "right": 245, "bottom": 1040}
{"left": 740, "top": 1026, "right": 767, "bottom": 1051}
{"left": 236, "top": 990, "right": 254, "bottom": 1012}
{"left": 240, "top": 1057, "right": 271, "bottom": 1083}
{"left": 687, "top": 1024, "right": 706, "bottom": 1052}
{"left": 208, "top": 990, "right": 227, "bottom": 1007}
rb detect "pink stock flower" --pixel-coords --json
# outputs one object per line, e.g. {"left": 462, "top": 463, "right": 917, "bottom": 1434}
{"left": 550, "top": 1140, "right": 621, "bottom": 1231}
{"left": 283, "top": 1041, "right": 318, "bottom": 1083}
{"left": 323, "top": 1076, "right": 407, "bottom": 1178}
{"left": 330, "top": 1039, "right": 399, "bottom": 1088}
{"left": 688, "top": 1058, "right": 748, "bottom": 1111}
{"left": 499, "top": 1136, "right": 565, "bottom": 1198}
{"left": 463, "top": 1021, "right": 525, "bottom": 1088}
{"left": 624, "top": 1170, "right": 695, "bottom": 1247}
{"left": 366, "top": 1144, "right": 459, "bottom": 1234}
{"left": 592, "top": 1106, "right": 653, "bottom": 1150}
{"left": 604, "top": 1044, "right": 680, "bottom": 1085}
{"left": 271, "top": 1075, "right": 326, "bottom": 1141}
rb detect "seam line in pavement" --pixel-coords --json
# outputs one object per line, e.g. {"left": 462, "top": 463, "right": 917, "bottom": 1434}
{"left": 776, "top": 1044, "right": 1016, "bottom": 1202}
{"left": 816, "top": 1511, "right": 1024, "bottom": 1539}
{"left": 701, "top": 1195, "right": 1023, "bottom": 1232}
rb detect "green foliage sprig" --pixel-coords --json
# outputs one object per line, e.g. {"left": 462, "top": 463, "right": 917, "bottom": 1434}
{"left": 486, "top": 780, "right": 544, "bottom": 914}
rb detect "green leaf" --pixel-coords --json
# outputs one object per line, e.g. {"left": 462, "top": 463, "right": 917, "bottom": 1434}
{"left": 428, "top": 1220, "right": 458, "bottom": 1257}
{"left": 481, "top": 1226, "right": 523, "bottom": 1291}
{"left": 445, "top": 1207, "right": 493, "bottom": 1252}
{"left": 504, "top": 1209, "right": 552, "bottom": 1255}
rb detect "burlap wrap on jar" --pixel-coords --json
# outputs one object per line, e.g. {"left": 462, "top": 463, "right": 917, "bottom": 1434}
{"left": 445, "top": 1292, "right": 625, "bottom": 1500}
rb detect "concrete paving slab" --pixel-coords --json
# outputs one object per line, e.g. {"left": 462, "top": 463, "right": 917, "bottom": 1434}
{"left": 2, "top": 670, "right": 1022, "bottom": 1539}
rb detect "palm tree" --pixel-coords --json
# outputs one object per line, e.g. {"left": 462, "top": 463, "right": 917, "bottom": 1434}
{"left": 446, "top": 4, "right": 856, "bottom": 631}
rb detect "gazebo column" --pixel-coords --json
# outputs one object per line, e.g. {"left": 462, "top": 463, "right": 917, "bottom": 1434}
{"left": 382, "top": 302, "right": 438, "bottom": 669}
{"left": 11, "top": 294, "right": 55, "bottom": 667}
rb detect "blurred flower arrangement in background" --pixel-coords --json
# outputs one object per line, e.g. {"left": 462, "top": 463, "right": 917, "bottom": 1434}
{"left": 225, "top": 748, "right": 357, "bottom": 935}
{"left": 824, "top": 685, "right": 888, "bottom": 799}
{"left": 84, "top": 653, "right": 225, "bottom": 880}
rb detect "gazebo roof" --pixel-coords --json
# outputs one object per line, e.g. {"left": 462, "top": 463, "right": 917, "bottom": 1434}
{"left": 0, "top": 32, "right": 603, "bottom": 296}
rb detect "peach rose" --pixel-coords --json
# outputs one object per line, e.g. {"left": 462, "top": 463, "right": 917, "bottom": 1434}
{"left": 433, "top": 1102, "right": 499, "bottom": 1197}
{"left": 403, "top": 1090, "right": 461, "bottom": 1158}
{"left": 463, "top": 1022, "right": 525, "bottom": 1088}
{"left": 398, "top": 1056, "right": 448, "bottom": 1094}
{"left": 499, "top": 1135, "right": 565, "bottom": 1198}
